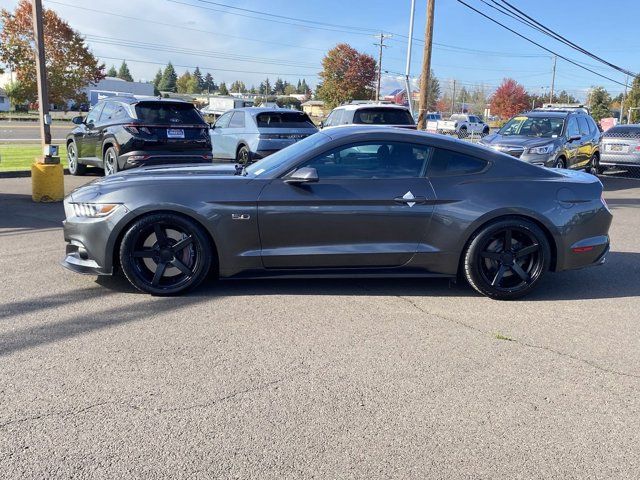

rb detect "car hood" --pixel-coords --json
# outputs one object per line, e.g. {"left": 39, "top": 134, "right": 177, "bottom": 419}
{"left": 481, "top": 133, "right": 561, "bottom": 148}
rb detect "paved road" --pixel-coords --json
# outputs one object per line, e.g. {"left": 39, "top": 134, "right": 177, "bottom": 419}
{"left": 1, "top": 174, "right": 639, "bottom": 479}
{"left": 0, "top": 121, "right": 69, "bottom": 143}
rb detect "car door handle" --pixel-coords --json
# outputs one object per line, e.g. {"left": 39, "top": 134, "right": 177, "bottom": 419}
{"left": 394, "top": 196, "right": 427, "bottom": 205}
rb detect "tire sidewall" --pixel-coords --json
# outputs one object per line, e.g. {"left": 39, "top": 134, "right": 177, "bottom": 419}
{"left": 104, "top": 146, "right": 119, "bottom": 176}
{"left": 119, "top": 213, "right": 213, "bottom": 295}
{"left": 464, "top": 218, "right": 551, "bottom": 300}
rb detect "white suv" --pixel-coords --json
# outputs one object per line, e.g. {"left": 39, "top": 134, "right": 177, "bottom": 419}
{"left": 322, "top": 103, "right": 416, "bottom": 129}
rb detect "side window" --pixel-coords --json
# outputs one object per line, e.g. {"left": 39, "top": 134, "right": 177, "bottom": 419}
{"left": 567, "top": 117, "right": 580, "bottom": 138}
{"left": 297, "top": 142, "right": 430, "bottom": 179}
{"left": 587, "top": 116, "right": 599, "bottom": 136}
{"left": 428, "top": 148, "right": 487, "bottom": 176}
{"left": 577, "top": 116, "right": 589, "bottom": 136}
{"left": 324, "top": 111, "right": 335, "bottom": 127}
{"left": 99, "top": 102, "right": 117, "bottom": 123}
{"left": 112, "top": 104, "right": 129, "bottom": 122}
{"left": 85, "top": 103, "right": 104, "bottom": 125}
{"left": 332, "top": 109, "right": 345, "bottom": 126}
{"left": 215, "top": 111, "right": 233, "bottom": 129}
{"left": 229, "top": 111, "right": 245, "bottom": 128}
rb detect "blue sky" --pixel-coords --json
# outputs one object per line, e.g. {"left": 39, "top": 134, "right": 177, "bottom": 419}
{"left": 1, "top": 0, "right": 637, "bottom": 100}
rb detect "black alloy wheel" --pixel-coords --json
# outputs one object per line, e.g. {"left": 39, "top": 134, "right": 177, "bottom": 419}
{"left": 119, "top": 213, "right": 212, "bottom": 295}
{"left": 464, "top": 218, "right": 550, "bottom": 299}
{"left": 67, "top": 141, "right": 86, "bottom": 176}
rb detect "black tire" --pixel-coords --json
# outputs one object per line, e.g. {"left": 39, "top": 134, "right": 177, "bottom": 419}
{"left": 67, "top": 141, "right": 86, "bottom": 176}
{"left": 103, "top": 146, "right": 119, "bottom": 176}
{"left": 457, "top": 127, "right": 467, "bottom": 139}
{"left": 236, "top": 145, "right": 251, "bottom": 165}
{"left": 590, "top": 153, "right": 604, "bottom": 175}
{"left": 554, "top": 157, "right": 566, "bottom": 169}
{"left": 119, "top": 213, "right": 213, "bottom": 295}
{"left": 463, "top": 218, "right": 551, "bottom": 300}
{"left": 481, "top": 127, "right": 490, "bottom": 137}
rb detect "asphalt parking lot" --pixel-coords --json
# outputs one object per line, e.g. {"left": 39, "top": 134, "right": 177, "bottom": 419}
{"left": 1, "top": 173, "right": 639, "bottom": 479}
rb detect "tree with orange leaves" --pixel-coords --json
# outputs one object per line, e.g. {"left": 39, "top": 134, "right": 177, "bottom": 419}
{"left": 489, "top": 78, "right": 530, "bottom": 119}
{"left": 0, "top": 0, "right": 104, "bottom": 106}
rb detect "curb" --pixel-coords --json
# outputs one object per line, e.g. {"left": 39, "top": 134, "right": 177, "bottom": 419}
{"left": 0, "top": 168, "right": 70, "bottom": 178}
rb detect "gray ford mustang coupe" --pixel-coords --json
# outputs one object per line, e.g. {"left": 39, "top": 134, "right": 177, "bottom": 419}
{"left": 62, "top": 126, "right": 612, "bottom": 300}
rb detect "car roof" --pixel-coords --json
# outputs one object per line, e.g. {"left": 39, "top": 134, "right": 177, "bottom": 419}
{"left": 100, "top": 96, "right": 192, "bottom": 106}
{"left": 519, "top": 110, "right": 572, "bottom": 118}
{"left": 233, "top": 107, "right": 306, "bottom": 114}
{"left": 333, "top": 103, "right": 410, "bottom": 111}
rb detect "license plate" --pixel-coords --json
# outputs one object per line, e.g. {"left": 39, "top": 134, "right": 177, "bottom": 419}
{"left": 608, "top": 144, "right": 627, "bottom": 152}
{"left": 167, "top": 128, "right": 185, "bottom": 139}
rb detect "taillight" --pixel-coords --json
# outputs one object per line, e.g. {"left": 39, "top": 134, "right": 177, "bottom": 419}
{"left": 635, "top": 145, "right": 640, "bottom": 151}
{"left": 124, "top": 125, "right": 151, "bottom": 135}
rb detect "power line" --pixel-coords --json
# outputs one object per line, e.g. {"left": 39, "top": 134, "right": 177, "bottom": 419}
{"left": 455, "top": 0, "right": 630, "bottom": 88}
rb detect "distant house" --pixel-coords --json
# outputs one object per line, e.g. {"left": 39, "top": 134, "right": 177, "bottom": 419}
{"left": 301, "top": 100, "right": 325, "bottom": 117}
{"left": 0, "top": 88, "right": 10, "bottom": 112}
{"left": 83, "top": 77, "right": 155, "bottom": 105}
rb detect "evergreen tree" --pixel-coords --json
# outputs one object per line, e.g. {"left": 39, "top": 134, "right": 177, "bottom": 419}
{"left": 192, "top": 67, "right": 204, "bottom": 93}
{"left": 300, "top": 79, "right": 310, "bottom": 95}
{"left": 588, "top": 86, "right": 612, "bottom": 122}
{"left": 159, "top": 62, "right": 178, "bottom": 92}
{"left": 273, "top": 78, "right": 285, "bottom": 95}
{"left": 117, "top": 60, "right": 134, "bottom": 82}
{"left": 203, "top": 72, "right": 215, "bottom": 92}
{"left": 624, "top": 75, "right": 640, "bottom": 123}
{"left": 176, "top": 70, "right": 192, "bottom": 94}
{"left": 264, "top": 78, "right": 272, "bottom": 95}
{"left": 153, "top": 68, "right": 162, "bottom": 96}
{"left": 296, "top": 79, "right": 302, "bottom": 93}
{"left": 107, "top": 65, "right": 117, "bottom": 77}
{"left": 218, "top": 82, "right": 229, "bottom": 95}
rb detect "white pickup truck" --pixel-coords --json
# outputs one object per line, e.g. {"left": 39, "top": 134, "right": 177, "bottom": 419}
{"left": 436, "top": 114, "right": 490, "bottom": 138}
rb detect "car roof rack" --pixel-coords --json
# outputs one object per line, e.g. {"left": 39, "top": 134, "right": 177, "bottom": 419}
{"left": 533, "top": 104, "right": 590, "bottom": 114}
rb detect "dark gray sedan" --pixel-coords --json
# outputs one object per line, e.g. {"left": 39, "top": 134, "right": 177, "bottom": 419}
{"left": 62, "top": 126, "right": 612, "bottom": 300}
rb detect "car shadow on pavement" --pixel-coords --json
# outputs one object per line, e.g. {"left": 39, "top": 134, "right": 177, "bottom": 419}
{"left": 0, "top": 192, "right": 64, "bottom": 230}
{"left": 601, "top": 175, "right": 640, "bottom": 192}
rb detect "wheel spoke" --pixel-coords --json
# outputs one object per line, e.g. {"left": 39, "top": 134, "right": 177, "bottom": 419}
{"left": 515, "top": 244, "right": 539, "bottom": 258}
{"left": 491, "top": 264, "right": 507, "bottom": 286}
{"left": 504, "top": 229, "right": 512, "bottom": 250}
{"left": 511, "top": 262, "right": 531, "bottom": 283}
{"left": 171, "top": 235, "right": 193, "bottom": 252}
{"left": 171, "top": 257, "right": 193, "bottom": 276}
{"left": 154, "top": 223, "right": 168, "bottom": 246}
{"left": 481, "top": 251, "right": 502, "bottom": 260}
{"left": 151, "top": 261, "right": 167, "bottom": 286}
{"left": 132, "top": 250, "right": 155, "bottom": 258}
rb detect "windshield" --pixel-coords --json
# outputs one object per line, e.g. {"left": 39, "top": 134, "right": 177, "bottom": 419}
{"left": 353, "top": 108, "right": 415, "bottom": 125}
{"left": 498, "top": 115, "right": 564, "bottom": 138}
{"left": 135, "top": 102, "right": 205, "bottom": 124}
{"left": 244, "top": 132, "right": 331, "bottom": 177}
{"left": 255, "top": 111, "right": 315, "bottom": 128}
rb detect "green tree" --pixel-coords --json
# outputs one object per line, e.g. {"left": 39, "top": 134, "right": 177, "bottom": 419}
{"left": 416, "top": 70, "right": 440, "bottom": 111}
{"left": 218, "top": 82, "right": 229, "bottom": 95}
{"left": 152, "top": 68, "right": 162, "bottom": 96}
{"left": 273, "top": 78, "right": 285, "bottom": 95}
{"left": 117, "top": 60, "right": 133, "bottom": 82}
{"left": 317, "top": 43, "right": 376, "bottom": 109}
{"left": 203, "top": 72, "right": 215, "bottom": 92}
{"left": 107, "top": 65, "right": 117, "bottom": 77}
{"left": 176, "top": 70, "right": 192, "bottom": 93}
{"left": 159, "top": 62, "right": 177, "bottom": 92}
{"left": 0, "top": 0, "right": 104, "bottom": 106}
{"left": 230, "top": 80, "right": 246, "bottom": 93}
{"left": 589, "top": 86, "right": 611, "bottom": 122}
{"left": 284, "top": 84, "right": 297, "bottom": 95}
{"left": 296, "top": 79, "right": 302, "bottom": 93}
{"left": 624, "top": 75, "right": 640, "bottom": 123}
{"left": 192, "top": 66, "right": 204, "bottom": 93}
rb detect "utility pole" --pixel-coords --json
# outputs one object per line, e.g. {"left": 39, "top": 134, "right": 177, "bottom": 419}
{"left": 374, "top": 32, "right": 392, "bottom": 102}
{"left": 450, "top": 80, "right": 456, "bottom": 116}
{"left": 620, "top": 75, "right": 629, "bottom": 124}
{"left": 31, "top": 0, "right": 63, "bottom": 202}
{"left": 416, "top": 0, "right": 435, "bottom": 130}
{"left": 549, "top": 55, "right": 557, "bottom": 103}
{"left": 404, "top": 0, "right": 416, "bottom": 115}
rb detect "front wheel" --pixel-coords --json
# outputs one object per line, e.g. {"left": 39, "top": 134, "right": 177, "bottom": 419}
{"left": 463, "top": 218, "right": 551, "bottom": 300}
{"left": 119, "top": 213, "right": 213, "bottom": 295}
{"left": 67, "top": 142, "right": 86, "bottom": 176}
{"left": 554, "top": 157, "right": 566, "bottom": 169}
{"left": 236, "top": 145, "right": 251, "bottom": 165}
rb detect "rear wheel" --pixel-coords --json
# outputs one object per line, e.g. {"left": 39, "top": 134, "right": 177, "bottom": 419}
{"left": 67, "top": 141, "right": 86, "bottom": 176}
{"left": 103, "top": 146, "right": 119, "bottom": 176}
{"left": 463, "top": 218, "right": 550, "bottom": 300}
{"left": 590, "top": 153, "right": 603, "bottom": 175}
{"left": 554, "top": 157, "right": 566, "bottom": 169}
{"left": 481, "top": 127, "right": 490, "bottom": 137}
{"left": 457, "top": 127, "right": 467, "bottom": 139}
{"left": 236, "top": 145, "right": 251, "bottom": 165}
{"left": 119, "top": 213, "right": 212, "bottom": 295}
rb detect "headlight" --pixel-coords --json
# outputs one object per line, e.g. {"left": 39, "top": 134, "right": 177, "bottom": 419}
{"left": 528, "top": 144, "right": 555, "bottom": 155}
{"left": 71, "top": 203, "right": 121, "bottom": 218}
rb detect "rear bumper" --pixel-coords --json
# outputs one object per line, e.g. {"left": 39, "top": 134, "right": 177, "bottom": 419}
{"left": 558, "top": 235, "right": 610, "bottom": 271}
{"left": 119, "top": 150, "right": 213, "bottom": 170}
{"left": 600, "top": 153, "right": 640, "bottom": 168}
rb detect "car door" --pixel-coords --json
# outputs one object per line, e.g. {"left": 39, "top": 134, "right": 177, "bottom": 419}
{"left": 224, "top": 111, "right": 247, "bottom": 156}
{"left": 210, "top": 111, "right": 233, "bottom": 159}
{"left": 77, "top": 103, "right": 104, "bottom": 158}
{"left": 574, "top": 116, "right": 592, "bottom": 168}
{"left": 88, "top": 101, "right": 116, "bottom": 159}
{"left": 257, "top": 140, "right": 436, "bottom": 269}
{"left": 564, "top": 116, "right": 581, "bottom": 168}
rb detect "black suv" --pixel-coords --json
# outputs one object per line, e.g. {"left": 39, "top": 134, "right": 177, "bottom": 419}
{"left": 480, "top": 108, "right": 601, "bottom": 172}
{"left": 66, "top": 97, "right": 212, "bottom": 175}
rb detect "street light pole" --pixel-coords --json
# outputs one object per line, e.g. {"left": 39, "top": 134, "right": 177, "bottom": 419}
{"left": 32, "top": 0, "right": 52, "bottom": 154}
{"left": 549, "top": 55, "right": 557, "bottom": 103}
{"left": 374, "top": 32, "right": 391, "bottom": 102}
{"left": 416, "top": 0, "right": 435, "bottom": 130}
{"left": 404, "top": 0, "right": 416, "bottom": 115}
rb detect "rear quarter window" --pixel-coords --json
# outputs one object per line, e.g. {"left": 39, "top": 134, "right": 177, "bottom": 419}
{"left": 428, "top": 148, "right": 488, "bottom": 176}
{"left": 256, "top": 111, "right": 315, "bottom": 128}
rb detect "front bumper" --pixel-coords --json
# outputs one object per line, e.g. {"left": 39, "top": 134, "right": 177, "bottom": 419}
{"left": 119, "top": 150, "right": 213, "bottom": 170}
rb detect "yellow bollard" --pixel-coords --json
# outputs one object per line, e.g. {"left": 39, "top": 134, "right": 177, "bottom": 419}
{"left": 32, "top": 161, "right": 64, "bottom": 202}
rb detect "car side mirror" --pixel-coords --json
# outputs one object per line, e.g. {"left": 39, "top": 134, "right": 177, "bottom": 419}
{"left": 72, "top": 116, "right": 84, "bottom": 125}
{"left": 284, "top": 167, "right": 319, "bottom": 184}
{"left": 568, "top": 134, "right": 581, "bottom": 142}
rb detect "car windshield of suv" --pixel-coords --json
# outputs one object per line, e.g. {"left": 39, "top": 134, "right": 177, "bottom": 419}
{"left": 135, "top": 102, "right": 205, "bottom": 124}
{"left": 255, "top": 112, "right": 315, "bottom": 128}
{"left": 353, "top": 108, "right": 415, "bottom": 125}
{"left": 244, "top": 133, "right": 330, "bottom": 177}
{"left": 498, "top": 116, "right": 564, "bottom": 138}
